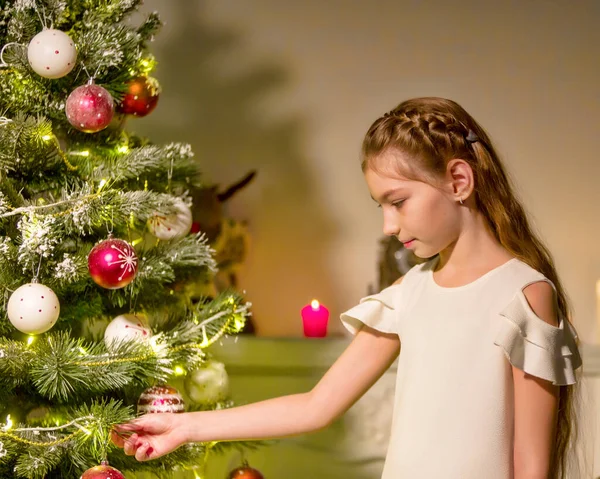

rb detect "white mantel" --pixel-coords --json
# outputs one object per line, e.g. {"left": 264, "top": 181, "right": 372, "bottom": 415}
{"left": 165, "top": 338, "right": 600, "bottom": 478}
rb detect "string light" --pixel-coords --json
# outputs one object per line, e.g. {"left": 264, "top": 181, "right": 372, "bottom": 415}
{"left": 174, "top": 366, "right": 185, "bottom": 376}
{"left": 26, "top": 336, "right": 35, "bottom": 346}
{"left": 117, "top": 145, "right": 129, "bottom": 154}
{"left": 3, "top": 415, "right": 13, "bottom": 431}
{"left": 68, "top": 150, "right": 90, "bottom": 157}
{"left": 0, "top": 415, "right": 95, "bottom": 447}
{"left": 0, "top": 429, "right": 81, "bottom": 447}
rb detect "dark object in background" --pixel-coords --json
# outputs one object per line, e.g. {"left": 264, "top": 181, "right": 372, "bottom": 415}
{"left": 374, "top": 236, "right": 427, "bottom": 293}
{"left": 188, "top": 171, "right": 257, "bottom": 334}
{"left": 190, "top": 170, "right": 256, "bottom": 242}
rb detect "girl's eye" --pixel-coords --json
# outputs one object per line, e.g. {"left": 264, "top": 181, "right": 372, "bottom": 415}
{"left": 376, "top": 200, "right": 406, "bottom": 209}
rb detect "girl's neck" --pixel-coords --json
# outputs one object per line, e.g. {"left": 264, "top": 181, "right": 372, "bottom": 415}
{"left": 436, "top": 209, "right": 512, "bottom": 275}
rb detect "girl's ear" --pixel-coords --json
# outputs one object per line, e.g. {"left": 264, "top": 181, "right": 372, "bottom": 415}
{"left": 445, "top": 159, "right": 474, "bottom": 203}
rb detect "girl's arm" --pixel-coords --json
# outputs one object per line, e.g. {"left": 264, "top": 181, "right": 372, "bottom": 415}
{"left": 512, "top": 281, "right": 560, "bottom": 478}
{"left": 116, "top": 324, "right": 400, "bottom": 461}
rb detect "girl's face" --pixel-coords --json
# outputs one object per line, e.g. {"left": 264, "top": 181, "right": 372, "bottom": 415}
{"left": 364, "top": 159, "right": 462, "bottom": 259}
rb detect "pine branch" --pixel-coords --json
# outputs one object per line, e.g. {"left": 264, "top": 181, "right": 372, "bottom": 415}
{"left": 82, "top": 142, "right": 201, "bottom": 189}
{"left": 30, "top": 333, "right": 165, "bottom": 401}
{"left": 0, "top": 113, "right": 58, "bottom": 177}
{"left": 74, "top": 19, "right": 141, "bottom": 87}
{"left": 137, "top": 11, "right": 162, "bottom": 46}
{"left": 0, "top": 338, "right": 32, "bottom": 389}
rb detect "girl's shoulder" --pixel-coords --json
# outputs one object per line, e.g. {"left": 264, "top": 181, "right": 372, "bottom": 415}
{"left": 492, "top": 258, "right": 582, "bottom": 386}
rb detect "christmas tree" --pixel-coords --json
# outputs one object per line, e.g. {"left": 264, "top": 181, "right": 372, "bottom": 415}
{"left": 0, "top": 1, "right": 253, "bottom": 477}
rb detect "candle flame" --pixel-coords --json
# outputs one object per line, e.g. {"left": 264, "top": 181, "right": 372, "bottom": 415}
{"left": 311, "top": 299, "right": 320, "bottom": 309}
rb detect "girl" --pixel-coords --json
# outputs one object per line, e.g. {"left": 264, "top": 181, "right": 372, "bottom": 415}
{"left": 113, "top": 97, "right": 583, "bottom": 478}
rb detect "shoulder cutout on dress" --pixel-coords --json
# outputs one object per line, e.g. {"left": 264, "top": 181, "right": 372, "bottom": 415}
{"left": 493, "top": 281, "right": 582, "bottom": 386}
{"left": 340, "top": 285, "right": 400, "bottom": 336}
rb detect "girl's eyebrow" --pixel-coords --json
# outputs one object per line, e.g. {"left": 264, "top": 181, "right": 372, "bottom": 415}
{"left": 371, "top": 187, "right": 407, "bottom": 203}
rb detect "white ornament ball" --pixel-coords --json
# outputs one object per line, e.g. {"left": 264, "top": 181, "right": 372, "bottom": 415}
{"left": 147, "top": 198, "right": 193, "bottom": 241}
{"left": 184, "top": 359, "right": 230, "bottom": 405}
{"left": 7, "top": 283, "right": 60, "bottom": 334}
{"left": 27, "top": 28, "right": 77, "bottom": 79}
{"left": 104, "top": 313, "right": 152, "bottom": 349}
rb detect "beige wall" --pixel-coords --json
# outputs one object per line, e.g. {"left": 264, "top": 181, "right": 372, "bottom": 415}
{"left": 134, "top": 1, "right": 600, "bottom": 340}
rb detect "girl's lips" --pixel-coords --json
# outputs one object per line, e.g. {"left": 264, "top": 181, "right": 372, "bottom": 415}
{"left": 402, "top": 239, "right": 415, "bottom": 247}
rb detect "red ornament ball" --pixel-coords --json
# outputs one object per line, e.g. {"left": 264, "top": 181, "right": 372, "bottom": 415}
{"left": 138, "top": 384, "right": 185, "bottom": 415}
{"left": 88, "top": 238, "right": 138, "bottom": 289}
{"left": 117, "top": 76, "right": 160, "bottom": 117}
{"left": 65, "top": 82, "right": 114, "bottom": 133}
{"left": 228, "top": 464, "right": 264, "bottom": 479}
{"left": 81, "top": 461, "right": 125, "bottom": 479}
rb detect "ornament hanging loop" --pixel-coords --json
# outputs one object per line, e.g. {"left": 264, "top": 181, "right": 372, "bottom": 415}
{"left": 33, "top": 0, "right": 51, "bottom": 29}
{"left": 105, "top": 205, "right": 114, "bottom": 237}
{"left": 31, "top": 255, "right": 43, "bottom": 283}
{"left": 166, "top": 158, "right": 174, "bottom": 192}
{"left": 0, "top": 43, "right": 23, "bottom": 68}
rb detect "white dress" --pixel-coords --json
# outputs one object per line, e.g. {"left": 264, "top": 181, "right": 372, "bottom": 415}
{"left": 340, "top": 257, "right": 581, "bottom": 479}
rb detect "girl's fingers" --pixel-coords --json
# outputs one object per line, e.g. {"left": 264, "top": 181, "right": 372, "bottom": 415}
{"left": 123, "top": 433, "right": 139, "bottom": 456}
{"left": 115, "top": 420, "right": 145, "bottom": 432}
{"left": 135, "top": 442, "right": 153, "bottom": 462}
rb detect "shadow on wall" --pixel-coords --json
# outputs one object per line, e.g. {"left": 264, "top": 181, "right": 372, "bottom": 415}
{"left": 132, "top": 0, "right": 341, "bottom": 336}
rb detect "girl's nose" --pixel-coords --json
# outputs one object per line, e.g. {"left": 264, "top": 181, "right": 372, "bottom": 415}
{"left": 382, "top": 213, "right": 400, "bottom": 237}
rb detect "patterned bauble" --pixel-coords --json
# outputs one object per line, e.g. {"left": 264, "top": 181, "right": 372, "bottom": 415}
{"left": 6, "top": 282, "right": 60, "bottom": 334}
{"left": 147, "top": 198, "right": 193, "bottom": 241}
{"left": 117, "top": 76, "right": 160, "bottom": 117}
{"left": 88, "top": 238, "right": 138, "bottom": 289}
{"left": 81, "top": 461, "right": 125, "bottom": 479}
{"left": 104, "top": 313, "right": 152, "bottom": 349}
{"left": 27, "top": 28, "right": 77, "bottom": 79}
{"left": 138, "top": 384, "right": 185, "bottom": 415}
{"left": 184, "top": 359, "right": 230, "bottom": 405}
{"left": 228, "top": 463, "right": 264, "bottom": 479}
{"left": 65, "top": 81, "right": 114, "bottom": 133}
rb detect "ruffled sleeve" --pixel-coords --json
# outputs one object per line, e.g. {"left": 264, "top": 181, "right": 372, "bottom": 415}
{"left": 494, "top": 289, "right": 582, "bottom": 386}
{"left": 340, "top": 286, "right": 400, "bottom": 335}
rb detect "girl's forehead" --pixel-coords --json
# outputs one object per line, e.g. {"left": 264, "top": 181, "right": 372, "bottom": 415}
{"left": 364, "top": 167, "right": 413, "bottom": 185}
{"left": 365, "top": 149, "right": 422, "bottom": 180}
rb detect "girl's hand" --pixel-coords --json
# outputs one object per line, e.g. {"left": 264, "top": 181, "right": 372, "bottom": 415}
{"left": 111, "top": 413, "right": 189, "bottom": 461}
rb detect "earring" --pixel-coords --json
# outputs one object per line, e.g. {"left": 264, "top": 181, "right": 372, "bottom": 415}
{"left": 459, "top": 198, "right": 464, "bottom": 205}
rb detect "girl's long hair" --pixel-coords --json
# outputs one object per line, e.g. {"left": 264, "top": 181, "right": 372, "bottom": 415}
{"left": 361, "top": 97, "right": 582, "bottom": 478}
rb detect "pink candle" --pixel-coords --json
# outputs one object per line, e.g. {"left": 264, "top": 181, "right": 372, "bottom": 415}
{"left": 301, "top": 299, "right": 329, "bottom": 337}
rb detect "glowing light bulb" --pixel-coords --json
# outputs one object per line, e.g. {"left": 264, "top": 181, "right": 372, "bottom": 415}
{"left": 4, "top": 415, "right": 13, "bottom": 430}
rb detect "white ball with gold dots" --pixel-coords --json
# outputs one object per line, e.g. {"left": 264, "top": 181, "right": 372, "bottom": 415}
{"left": 104, "top": 313, "right": 152, "bottom": 349}
{"left": 27, "top": 28, "right": 77, "bottom": 79}
{"left": 7, "top": 283, "right": 60, "bottom": 334}
{"left": 147, "top": 198, "right": 193, "bottom": 241}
